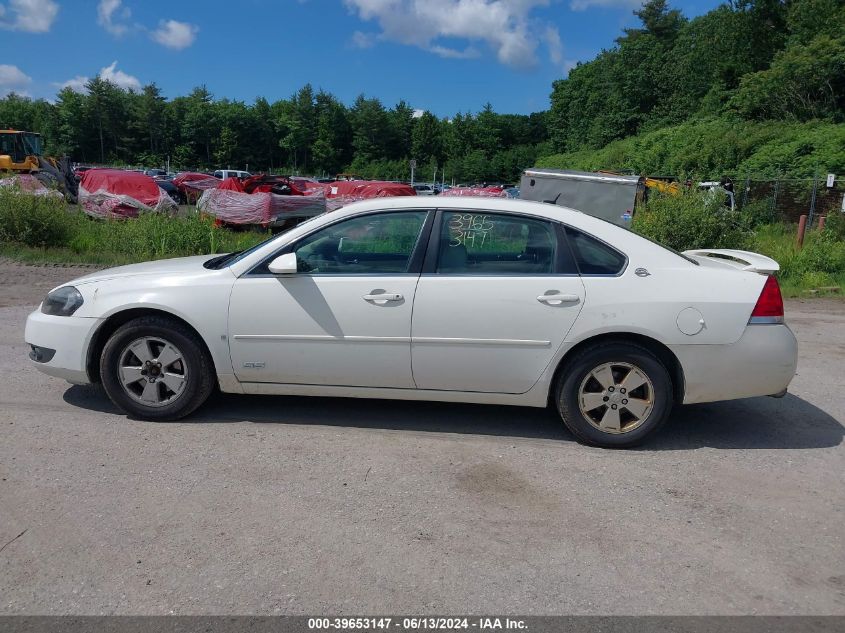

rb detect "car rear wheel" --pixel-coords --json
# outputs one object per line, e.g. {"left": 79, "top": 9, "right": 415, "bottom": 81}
{"left": 555, "top": 342, "right": 673, "bottom": 447}
{"left": 100, "top": 316, "right": 214, "bottom": 421}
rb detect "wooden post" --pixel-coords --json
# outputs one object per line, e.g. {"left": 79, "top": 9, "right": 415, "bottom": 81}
{"left": 796, "top": 214, "right": 808, "bottom": 249}
{"left": 818, "top": 215, "right": 826, "bottom": 231}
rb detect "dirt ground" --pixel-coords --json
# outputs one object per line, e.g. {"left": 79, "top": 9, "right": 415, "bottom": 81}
{"left": 1, "top": 260, "right": 843, "bottom": 615}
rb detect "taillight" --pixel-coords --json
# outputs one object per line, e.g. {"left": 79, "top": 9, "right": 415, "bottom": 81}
{"left": 749, "top": 275, "right": 784, "bottom": 324}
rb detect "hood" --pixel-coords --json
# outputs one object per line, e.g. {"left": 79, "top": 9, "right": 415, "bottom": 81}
{"left": 68, "top": 255, "right": 219, "bottom": 286}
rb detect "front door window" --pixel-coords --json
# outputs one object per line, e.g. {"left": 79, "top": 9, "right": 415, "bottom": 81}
{"left": 295, "top": 211, "right": 428, "bottom": 274}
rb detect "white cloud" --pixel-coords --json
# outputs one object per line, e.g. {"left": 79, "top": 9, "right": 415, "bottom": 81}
{"left": 563, "top": 58, "right": 579, "bottom": 76}
{"left": 54, "top": 61, "right": 141, "bottom": 94}
{"left": 351, "top": 30, "right": 375, "bottom": 48}
{"left": 56, "top": 75, "right": 90, "bottom": 93}
{"left": 570, "top": 0, "right": 642, "bottom": 10}
{"left": 0, "top": 63, "right": 32, "bottom": 96}
{"left": 150, "top": 19, "right": 198, "bottom": 50}
{"left": 542, "top": 25, "right": 562, "bottom": 64}
{"left": 99, "top": 61, "right": 141, "bottom": 90}
{"left": 429, "top": 44, "right": 480, "bottom": 59}
{"left": 412, "top": 109, "right": 424, "bottom": 118}
{"left": 343, "top": 0, "right": 562, "bottom": 69}
{"left": 97, "top": 0, "right": 130, "bottom": 36}
{"left": 0, "top": 0, "right": 59, "bottom": 33}
{"left": 97, "top": 2, "right": 199, "bottom": 50}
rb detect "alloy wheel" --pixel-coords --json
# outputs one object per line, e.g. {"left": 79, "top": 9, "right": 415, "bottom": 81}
{"left": 577, "top": 361, "right": 655, "bottom": 434}
{"left": 117, "top": 336, "right": 188, "bottom": 407}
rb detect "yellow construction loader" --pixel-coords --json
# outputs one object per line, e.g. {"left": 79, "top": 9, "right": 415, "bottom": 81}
{"left": 0, "top": 129, "right": 77, "bottom": 201}
{"left": 0, "top": 129, "right": 42, "bottom": 171}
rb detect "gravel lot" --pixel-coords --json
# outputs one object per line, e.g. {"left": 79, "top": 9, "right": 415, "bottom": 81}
{"left": 0, "top": 261, "right": 843, "bottom": 615}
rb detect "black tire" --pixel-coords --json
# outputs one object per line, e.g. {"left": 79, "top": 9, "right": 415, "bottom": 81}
{"left": 100, "top": 316, "right": 215, "bottom": 421}
{"left": 555, "top": 342, "right": 673, "bottom": 448}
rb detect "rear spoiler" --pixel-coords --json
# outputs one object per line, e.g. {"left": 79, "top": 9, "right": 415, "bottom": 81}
{"left": 682, "top": 249, "right": 780, "bottom": 274}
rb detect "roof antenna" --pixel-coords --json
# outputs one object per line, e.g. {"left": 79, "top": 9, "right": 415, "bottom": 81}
{"left": 544, "top": 193, "right": 561, "bottom": 205}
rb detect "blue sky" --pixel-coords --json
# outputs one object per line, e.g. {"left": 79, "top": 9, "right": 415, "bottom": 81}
{"left": 1, "top": 0, "right": 723, "bottom": 115}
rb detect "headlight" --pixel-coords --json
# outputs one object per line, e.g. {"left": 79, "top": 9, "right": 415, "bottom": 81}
{"left": 41, "top": 286, "right": 84, "bottom": 316}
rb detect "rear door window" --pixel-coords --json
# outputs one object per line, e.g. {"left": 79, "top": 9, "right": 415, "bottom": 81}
{"left": 436, "top": 211, "right": 563, "bottom": 275}
{"left": 565, "top": 226, "right": 627, "bottom": 275}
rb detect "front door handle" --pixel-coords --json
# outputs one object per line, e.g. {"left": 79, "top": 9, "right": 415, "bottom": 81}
{"left": 537, "top": 293, "right": 580, "bottom": 305}
{"left": 363, "top": 293, "right": 404, "bottom": 304}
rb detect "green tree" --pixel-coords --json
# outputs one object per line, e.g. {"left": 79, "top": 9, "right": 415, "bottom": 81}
{"left": 85, "top": 76, "right": 127, "bottom": 163}
{"left": 52, "top": 88, "right": 88, "bottom": 159}
{"left": 350, "top": 95, "right": 389, "bottom": 165}
{"left": 411, "top": 111, "right": 443, "bottom": 166}
{"left": 387, "top": 100, "right": 414, "bottom": 160}
{"left": 278, "top": 84, "right": 317, "bottom": 172}
{"left": 214, "top": 126, "right": 238, "bottom": 166}
{"left": 131, "top": 83, "right": 166, "bottom": 158}
{"left": 475, "top": 103, "right": 501, "bottom": 158}
{"left": 181, "top": 86, "right": 217, "bottom": 167}
{"left": 730, "top": 33, "right": 845, "bottom": 121}
{"left": 312, "top": 91, "right": 352, "bottom": 176}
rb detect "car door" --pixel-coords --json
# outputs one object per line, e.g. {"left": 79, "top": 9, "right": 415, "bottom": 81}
{"left": 228, "top": 210, "right": 432, "bottom": 388}
{"left": 411, "top": 210, "right": 586, "bottom": 394}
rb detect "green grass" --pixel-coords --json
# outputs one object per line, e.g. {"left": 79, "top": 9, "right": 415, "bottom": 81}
{"left": 0, "top": 188, "right": 269, "bottom": 265}
{"left": 749, "top": 222, "right": 845, "bottom": 298}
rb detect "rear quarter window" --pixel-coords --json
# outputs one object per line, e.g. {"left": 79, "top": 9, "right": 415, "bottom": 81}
{"left": 565, "top": 226, "right": 627, "bottom": 275}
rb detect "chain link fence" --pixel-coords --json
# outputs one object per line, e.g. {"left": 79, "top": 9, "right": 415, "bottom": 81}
{"left": 731, "top": 174, "right": 845, "bottom": 226}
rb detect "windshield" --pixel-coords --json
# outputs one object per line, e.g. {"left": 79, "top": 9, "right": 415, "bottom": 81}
{"left": 207, "top": 212, "right": 330, "bottom": 269}
{"left": 21, "top": 133, "right": 42, "bottom": 155}
{"left": 204, "top": 233, "right": 279, "bottom": 269}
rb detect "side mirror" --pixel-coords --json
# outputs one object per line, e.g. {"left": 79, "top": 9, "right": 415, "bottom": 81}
{"left": 267, "top": 252, "right": 298, "bottom": 275}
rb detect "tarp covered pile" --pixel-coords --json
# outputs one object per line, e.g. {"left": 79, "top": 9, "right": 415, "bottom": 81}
{"left": 79, "top": 169, "right": 177, "bottom": 218}
{"left": 0, "top": 173, "right": 64, "bottom": 199}
{"left": 197, "top": 176, "right": 326, "bottom": 226}
{"left": 322, "top": 180, "right": 416, "bottom": 211}
{"left": 439, "top": 186, "right": 507, "bottom": 198}
{"left": 196, "top": 177, "right": 415, "bottom": 225}
{"left": 172, "top": 172, "right": 221, "bottom": 200}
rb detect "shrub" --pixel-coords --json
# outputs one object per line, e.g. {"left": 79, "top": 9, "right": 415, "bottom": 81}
{"left": 823, "top": 209, "right": 845, "bottom": 240}
{"left": 0, "top": 187, "right": 73, "bottom": 247}
{"left": 536, "top": 119, "right": 845, "bottom": 178}
{"left": 784, "top": 228, "right": 845, "bottom": 278}
{"left": 749, "top": 221, "right": 845, "bottom": 289}
{"left": 632, "top": 189, "right": 749, "bottom": 251}
{"left": 742, "top": 198, "right": 779, "bottom": 228}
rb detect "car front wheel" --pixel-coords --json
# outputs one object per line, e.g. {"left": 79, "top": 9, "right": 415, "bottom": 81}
{"left": 555, "top": 342, "right": 673, "bottom": 448}
{"left": 100, "top": 316, "right": 215, "bottom": 421}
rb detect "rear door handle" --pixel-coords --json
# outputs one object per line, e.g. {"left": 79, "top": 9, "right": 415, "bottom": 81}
{"left": 363, "top": 293, "right": 403, "bottom": 304}
{"left": 537, "top": 293, "right": 580, "bottom": 305}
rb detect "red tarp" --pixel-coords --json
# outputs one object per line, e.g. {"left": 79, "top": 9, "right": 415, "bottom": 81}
{"left": 239, "top": 174, "right": 306, "bottom": 195}
{"left": 290, "top": 177, "right": 321, "bottom": 191}
{"left": 439, "top": 186, "right": 507, "bottom": 198}
{"left": 323, "top": 180, "right": 416, "bottom": 211}
{"left": 173, "top": 172, "right": 221, "bottom": 198}
{"left": 79, "top": 169, "right": 176, "bottom": 218}
{"left": 217, "top": 177, "right": 246, "bottom": 192}
{"left": 326, "top": 180, "right": 415, "bottom": 198}
{"left": 197, "top": 188, "right": 327, "bottom": 226}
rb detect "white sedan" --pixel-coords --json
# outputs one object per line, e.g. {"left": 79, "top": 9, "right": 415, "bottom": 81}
{"left": 25, "top": 197, "right": 797, "bottom": 447}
